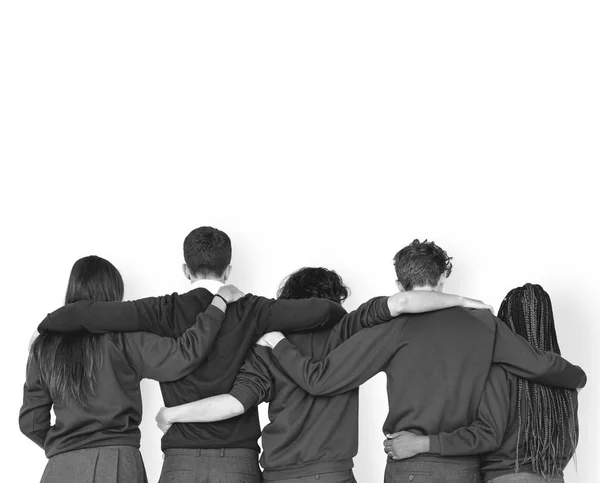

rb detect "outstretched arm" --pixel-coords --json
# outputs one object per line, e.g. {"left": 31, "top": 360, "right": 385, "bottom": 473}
{"left": 155, "top": 348, "right": 272, "bottom": 432}
{"left": 472, "top": 311, "right": 587, "bottom": 389}
{"left": 37, "top": 296, "right": 169, "bottom": 335}
{"left": 260, "top": 321, "right": 403, "bottom": 396}
{"left": 333, "top": 292, "right": 492, "bottom": 343}
{"left": 156, "top": 395, "right": 244, "bottom": 432}
{"left": 383, "top": 365, "right": 510, "bottom": 460}
{"left": 125, "top": 286, "right": 244, "bottom": 382}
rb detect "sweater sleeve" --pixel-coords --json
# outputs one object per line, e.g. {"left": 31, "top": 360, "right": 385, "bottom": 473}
{"left": 271, "top": 321, "right": 403, "bottom": 396}
{"left": 247, "top": 296, "right": 348, "bottom": 334}
{"left": 37, "top": 296, "right": 171, "bottom": 336}
{"left": 328, "top": 296, "right": 392, "bottom": 344}
{"left": 19, "top": 357, "right": 53, "bottom": 449}
{"left": 429, "top": 365, "right": 510, "bottom": 455}
{"left": 123, "top": 303, "right": 225, "bottom": 381}
{"left": 229, "top": 348, "right": 274, "bottom": 411}
{"left": 485, "top": 312, "right": 587, "bottom": 389}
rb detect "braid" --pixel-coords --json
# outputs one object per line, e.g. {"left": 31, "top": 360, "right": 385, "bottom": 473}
{"left": 497, "top": 284, "right": 578, "bottom": 478}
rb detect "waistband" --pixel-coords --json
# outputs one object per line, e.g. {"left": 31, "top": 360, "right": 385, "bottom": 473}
{"left": 164, "top": 448, "right": 258, "bottom": 458}
{"left": 263, "top": 458, "right": 353, "bottom": 480}
{"left": 388, "top": 454, "right": 479, "bottom": 465}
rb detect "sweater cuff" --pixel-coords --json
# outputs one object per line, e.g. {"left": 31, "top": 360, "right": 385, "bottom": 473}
{"left": 428, "top": 435, "right": 442, "bottom": 455}
{"left": 228, "top": 387, "right": 261, "bottom": 412}
{"left": 377, "top": 296, "right": 392, "bottom": 323}
{"left": 203, "top": 304, "right": 226, "bottom": 323}
{"left": 272, "top": 338, "right": 294, "bottom": 359}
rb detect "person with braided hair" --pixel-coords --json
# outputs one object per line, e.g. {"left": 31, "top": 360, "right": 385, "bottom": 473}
{"left": 257, "top": 240, "right": 585, "bottom": 483}
{"left": 383, "top": 283, "right": 579, "bottom": 483}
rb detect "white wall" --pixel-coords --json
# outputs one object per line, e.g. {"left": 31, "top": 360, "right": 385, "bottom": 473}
{"left": 1, "top": 1, "right": 598, "bottom": 481}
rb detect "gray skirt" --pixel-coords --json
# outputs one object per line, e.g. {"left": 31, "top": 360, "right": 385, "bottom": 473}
{"left": 41, "top": 445, "right": 147, "bottom": 483}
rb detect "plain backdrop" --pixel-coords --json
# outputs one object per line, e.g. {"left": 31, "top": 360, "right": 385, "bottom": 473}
{"left": 1, "top": 1, "right": 598, "bottom": 481}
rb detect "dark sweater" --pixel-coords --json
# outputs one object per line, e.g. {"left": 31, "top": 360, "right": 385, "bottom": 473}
{"left": 431, "top": 365, "right": 579, "bottom": 481}
{"left": 37, "top": 288, "right": 347, "bottom": 451}
{"left": 271, "top": 308, "right": 586, "bottom": 450}
{"left": 229, "top": 297, "right": 391, "bottom": 480}
{"left": 20, "top": 304, "right": 225, "bottom": 457}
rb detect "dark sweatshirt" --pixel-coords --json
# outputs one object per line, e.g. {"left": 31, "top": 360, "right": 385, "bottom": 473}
{"left": 20, "top": 304, "right": 225, "bottom": 457}
{"left": 271, "top": 307, "right": 586, "bottom": 460}
{"left": 430, "top": 365, "right": 579, "bottom": 481}
{"left": 229, "top": 296, "right": 391, "bottom": 480}
{"left": 35, "top": 288, "right": 353, "bottom": 451}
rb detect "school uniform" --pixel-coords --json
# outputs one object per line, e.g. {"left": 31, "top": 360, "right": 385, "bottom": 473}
{"left": 21, "top": 303, "right": 226, "bottom": 483}
{"left": 269, "top": 307, "right": 586, "bottom": 483}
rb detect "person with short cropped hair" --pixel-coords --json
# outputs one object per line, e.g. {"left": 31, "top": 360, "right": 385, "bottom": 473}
{"left": 384, "top": 284, "right": 579, "bottom": 483}
{"left": 155, "top": 266, "right": 493, "bottom": 483}
{"left": 257, "top": 240, "right": 586, "bottom": 483}
{"left": 37, "top": 227, "right": 421, "bottom": 483}
{"left": 20, "top": 255, "right": 242, "bottom": 483}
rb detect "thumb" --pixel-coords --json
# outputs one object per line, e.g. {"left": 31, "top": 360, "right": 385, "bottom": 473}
{"left": 386, "top": 432, "right": 403, "bottom": 439}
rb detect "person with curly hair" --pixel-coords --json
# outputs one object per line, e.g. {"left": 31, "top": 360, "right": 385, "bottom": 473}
{"left": 256, "top": 240, "right": 586, "bottom": 483}
{"left": 156, "top": 265, "right": 490, "bottom": 483}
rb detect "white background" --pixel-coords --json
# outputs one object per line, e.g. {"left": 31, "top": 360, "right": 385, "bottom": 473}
{"left": 1, "top": 1, "right": 598, "bottom": 481}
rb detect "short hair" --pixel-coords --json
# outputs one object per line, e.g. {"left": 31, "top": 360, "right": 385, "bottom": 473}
{"left": 183, "top": 226, "right": 232, "bottom": 278}
{"left": 277, "top": 267, "right": 349, "bottom": 304}
{"left": 393, "top": 239, "right": 453, "bottom": 291}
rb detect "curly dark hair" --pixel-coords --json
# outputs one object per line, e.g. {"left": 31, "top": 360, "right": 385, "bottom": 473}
{"left": 277, "top": 267, "right": 349, "bottom": 304}
{"left": 393, "top": 239, "right": 453, "bottom": 291}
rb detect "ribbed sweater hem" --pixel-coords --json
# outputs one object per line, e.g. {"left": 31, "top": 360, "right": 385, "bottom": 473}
{"left": 263, "top": 458, "right": 353, "bottom": 480}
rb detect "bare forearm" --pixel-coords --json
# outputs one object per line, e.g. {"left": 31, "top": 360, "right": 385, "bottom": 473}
{"left": 388, "top": 291, "right": 487, "bottom": 314}
{"left": 164, "top": 394, "right": 244, "bottom": 424}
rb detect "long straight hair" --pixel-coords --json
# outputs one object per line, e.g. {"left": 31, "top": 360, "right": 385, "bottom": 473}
{"left": 498, "top": 283, "right": 578, "bottom": 477}
{"left": 29, "top": 256, "right": 124, "bottom": 408}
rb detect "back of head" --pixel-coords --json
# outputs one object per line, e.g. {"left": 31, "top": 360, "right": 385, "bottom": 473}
{"left": 277, "top": 267, "right": 349, "bottom": 304}
{"left": 498, "top": 283, "right": 577, "bottom": 477}
{"left": 183, "top": 226, "right": 232, "bottom": 279}
{"left": 30, "top": 256, "right": 124, "bottom": 408}
{"left": 393, "top": 239, "right": 453, "bottom": 291}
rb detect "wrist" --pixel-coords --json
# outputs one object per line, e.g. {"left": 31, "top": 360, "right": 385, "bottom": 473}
{"left": 418, "top": 435, "right": 430, "bottom": 453}
{"left": 212, "top": 295, "right": 227, "bottom": 312}
{"left": 388, "top": 293, "right": 406, "bottom": 317}
{"left": 163, "top": 408, "right": 175, "bottom": 424}
{"left": 270, "top": 334, "right": 286, "bottom": 349}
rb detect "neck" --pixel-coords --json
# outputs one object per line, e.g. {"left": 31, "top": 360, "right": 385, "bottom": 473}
{"left": 410, "top": 285, "right": 437, "bottom": 292}
{"left": 190, "top": 275, "right": 226, "bottom": 284}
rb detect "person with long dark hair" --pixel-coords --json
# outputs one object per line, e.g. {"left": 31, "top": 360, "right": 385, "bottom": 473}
{"left": 383, "top": 283, "right": 579, "bottom": 483}
{"left": 20, "top": 255, "right": 243, "bottom": 483}
{"left": 154, "top": 266, "right": 494, "bottom": 483}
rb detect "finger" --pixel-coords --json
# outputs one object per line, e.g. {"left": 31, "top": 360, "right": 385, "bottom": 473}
{"left": 386, "top": 432, "right": 402, "bottom": 439}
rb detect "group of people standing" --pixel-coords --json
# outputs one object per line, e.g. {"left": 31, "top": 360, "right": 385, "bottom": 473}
{"left": 20, "top": 226, "right": 585, "bottom": 483}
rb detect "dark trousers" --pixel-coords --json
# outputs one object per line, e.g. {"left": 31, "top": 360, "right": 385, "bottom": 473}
{"left": 488, "top": 474, "right": 564, "bottom": 483}
{"left": 264, "top": 470, "right": 356, "bottom": 483}
{"left": 41, "top": 446, "right": 147, "bottom": 483}
{"left": 384, "top": 457, "right": 480, "bottom": 483}
{"left": 159, "top": 448, "right": 262, "bottom": 483}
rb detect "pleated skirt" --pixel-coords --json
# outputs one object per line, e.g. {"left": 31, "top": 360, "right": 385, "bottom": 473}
{"left": 40, "top": 445, "right": 147, "bottom": 483}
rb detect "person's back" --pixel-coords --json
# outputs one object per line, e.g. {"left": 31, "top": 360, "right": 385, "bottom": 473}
{"left": 21, "top": 255, "right": 234, "bottom": 483}
{"left": 383, "top": 284, "right": 582, "bottom": 483}
{"left": 481, "top": 371, "right": 578, "bottom": 482}
{"left": 36, "top": 228, "right": 346, "bottom": 483}
{"left": 383, "top": 307, "right": 495, "bottom": 438}
{"left": 263, "top": 241, "right": 585, "bottom": 483}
